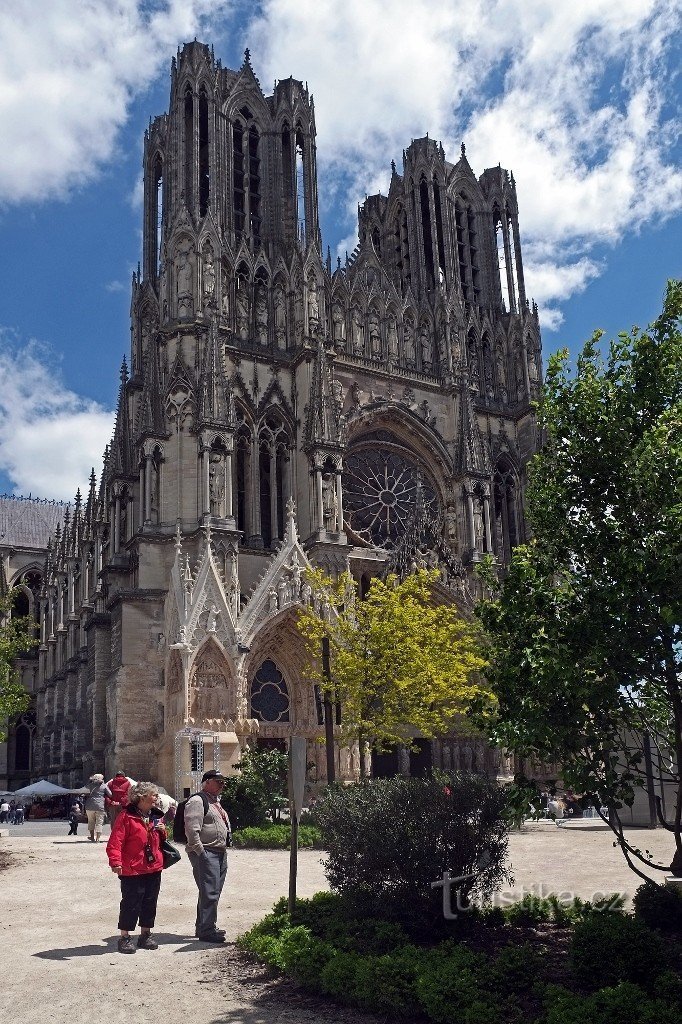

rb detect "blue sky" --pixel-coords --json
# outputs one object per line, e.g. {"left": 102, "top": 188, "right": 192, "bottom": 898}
{"left": 0, "top": 0, "right": 680, "bottom": 502}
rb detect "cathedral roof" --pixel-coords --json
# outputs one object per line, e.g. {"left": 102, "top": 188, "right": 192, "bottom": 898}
{"left": 0, "top": 495, "right": 69, "bottom": 550}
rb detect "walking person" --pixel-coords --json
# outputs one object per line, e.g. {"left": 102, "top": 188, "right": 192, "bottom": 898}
{"left": 105, "top": 771, "right": 133, "bottom": 827}
{"left": 0, "top": 800, "right": 9, "bottom": 823}
{"left": 67, "top": 800, "right": 82, "bottom": 836}
{"left": 106, "top": 781, "right": 166, "bottom": 954}
{"left": 185, "top": 770, "right": 231, "bottom": 943}
{"left": 84, "top": 773, "right": 111, "bottom": 842}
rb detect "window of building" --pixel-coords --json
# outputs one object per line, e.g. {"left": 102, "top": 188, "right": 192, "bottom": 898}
{"left": 199, "top": 89, "right": 209, "bottom": 217}
{"left": 250, "top": 660, "right": 290, "bottom": 722}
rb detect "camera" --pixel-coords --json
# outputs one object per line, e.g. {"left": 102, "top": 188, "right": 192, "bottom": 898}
{"left": 144, "top": 842, "right": 155, "bottom": 864}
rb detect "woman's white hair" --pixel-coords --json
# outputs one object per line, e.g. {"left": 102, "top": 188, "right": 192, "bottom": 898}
{"left": 128, "top": 781, "right": 159, "bottom": 805}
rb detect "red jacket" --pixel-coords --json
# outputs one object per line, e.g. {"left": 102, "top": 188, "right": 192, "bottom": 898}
{"left": 106, "top": 806, "right": 164, "bottom": 876}
{"left": 105, "top": 775, "right": 132, "bottom": 809}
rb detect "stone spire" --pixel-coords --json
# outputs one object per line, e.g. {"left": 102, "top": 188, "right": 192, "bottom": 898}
{"left": 136, "top": 344, "right": 165, "bottom": 439}
{"left": 110, "top": 358, "right": 134, "bottom": 475}
{"left": 304, "top": 334, "right": 343, "bottom": 450}
{"left": 198, "top": 320, "right": 234, "bottom": 428}
{"left": 454, "top": 371, "right": 490, "bottom": 477}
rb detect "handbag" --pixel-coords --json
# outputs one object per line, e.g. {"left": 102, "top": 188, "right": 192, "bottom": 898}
{"left": 160, "top": 837, "right": 181, "bottom": 869}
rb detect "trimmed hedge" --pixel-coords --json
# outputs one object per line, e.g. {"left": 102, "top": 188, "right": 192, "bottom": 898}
{"left": 238, "top": 892, "right": 682, "bottom": 1023}
{"left": 231, "top": 823, "right": 324, "bottom": 849}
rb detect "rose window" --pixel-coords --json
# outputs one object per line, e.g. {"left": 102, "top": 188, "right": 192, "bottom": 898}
{"left": 342, "top": 441, "right": 440, "bottom": 549}
{"left": 250, "top": 659, "right": 290, "bottom": 723}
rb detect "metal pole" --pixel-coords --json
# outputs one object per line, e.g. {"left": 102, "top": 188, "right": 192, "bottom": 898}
{"left": 288, "top": 812, "right": 299, "bottom": 917}
{"left": 322, "top": 635, "right": 335, "bottom": 784}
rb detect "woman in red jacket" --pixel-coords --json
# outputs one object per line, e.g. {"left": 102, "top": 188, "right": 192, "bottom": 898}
{"left": 106, "top": 781, "right": 166, "bottom": 954}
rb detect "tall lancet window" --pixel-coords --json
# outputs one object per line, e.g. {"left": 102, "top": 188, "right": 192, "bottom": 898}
{"left": 184, "top": 87, "right": 193, "bottom": 209}
{"left": 494, "top": 207, "right": 510, "bottom": 311}
{"left": 233, "top": 121, "right": 245, "bottom": 238}
{"left": 419, "top": 175, "right": 435, "bottom": 289}
{"left": 234, "top": 410, "right": 251, "bottom": 535}
{"left": 249, "top": 125, "right": 262, "bottom": 244}
{"left": 198, "top": 88, "right": 209, "bottom": 217}
{"left": 258, "top": 413, "right": 289, "bottom": 548}
{"left": 433, "top": 176, "right": 446, "bottom": 284}
{"left": 153, "top": 155, "right": 163, "bottom": 279}
{"left": 506, "top": 207, "right": 519, "bottom": 313}
{"left": 295, "top": 125, "right": 307, "bottom": 245}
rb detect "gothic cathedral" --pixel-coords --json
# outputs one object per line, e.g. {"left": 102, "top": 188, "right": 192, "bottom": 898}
{"left": 13, "top": 42, "right": 542, "bottom": 795}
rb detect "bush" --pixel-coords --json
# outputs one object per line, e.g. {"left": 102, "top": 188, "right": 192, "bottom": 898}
{"left": 504, "top": 893, "right": 552, "bottom": 927}
{"left": 633, "top": 881, "right": 682, "bottom": 933}
{"left": 415, "top": 945, "right": 504, "bottom": 1024}
{"left": 544, "top": 982, "right": 681, "bottom": 1024}
{"left": 313, "top": 772, "right": 511, "bottom": 929}
{"left": 571, "top": 913, "right": 670, "bottom": 989}
{"left": 231, "top": 823, "right": 323, "bottom": 848}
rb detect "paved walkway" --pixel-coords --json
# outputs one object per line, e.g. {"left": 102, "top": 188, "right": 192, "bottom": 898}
{"left": 0, "top": 821, "right": 675, "bottom": 1024}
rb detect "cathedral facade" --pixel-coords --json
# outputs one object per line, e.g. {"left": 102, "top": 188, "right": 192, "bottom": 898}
{"left": 24, "top": 42, "right": 541, "bottom": 796}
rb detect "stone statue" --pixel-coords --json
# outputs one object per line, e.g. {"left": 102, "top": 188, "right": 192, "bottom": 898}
{"left": 351, "top": 307, "right": 364, "bottom": 354}
{"left": 403, "top": 318, "right": 416, "bottom": 365}
{"left": 202, "top": 248, "right": 216, "bottom": 305}
{"left": 472, "top": 494, "right": 484, "bottom": 550}
{"left": 528, "top": 347, "right": 539, "bottom": 381}
{"left": 290, "top": 557, "right": 303, "bottom": 600}
{"left": 462, "top": 745, "right": 473, "bottom": 772}
{"left": 208, "top": 452, "right": 225, "bottom": 516}
{"left": 274, "top": 286, "right": 287, "bottom": 349}
{"left": 293, "top": 287, "right": 304, "bottom": 344}
{"left": 321, "top": 472, "right": 337, "bottom": 531}
{"left": 307, "top": 276, "right": 319, "bottom": 325}
{"left": 301, "top": 580, "right": 312, "bottom": 605}
{"left": 420, "top": 323, "right": 432, "bottom": 371}
{"left": 278, "top": 577, "right": 289, "bottom": 607}
{"left": 175, "top": 241, "right": 194, "bottom": 317}
{"left": 468, "top": 335, "right": 480, "bottom": 383}
{"left": 387, "top": 317, "right": 398, "bottom": 363}
{"left": 369, "top": 311, "right": 381, "bottom": 357}
{"left": 515, "top": 354, "right": 525, "bottom": 399}
{"left": 268, "top": 587, "right": 278, "bottom": 612}
{"left": 444, "top": 503, "right": 458, "bottom": 548}
{"left": 495, "top": 342, "right": 507, "bottom": 391}
{"left": 236, "top": 280, "right": 249, "bottom": 340}
{"left": 332, "top": 303, "right": 345, "bottom": 345}
{"left": 255, "top": 285, "right": 268, "bottom": 345}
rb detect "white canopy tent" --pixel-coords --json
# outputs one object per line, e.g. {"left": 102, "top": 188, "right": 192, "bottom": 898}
{"left": 11, "top": 780, "right": 76, "bottom": 798}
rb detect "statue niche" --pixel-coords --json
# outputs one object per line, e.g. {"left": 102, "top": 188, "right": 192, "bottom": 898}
{"left": 189, "top": 648, "right": 232, "bottom": 722}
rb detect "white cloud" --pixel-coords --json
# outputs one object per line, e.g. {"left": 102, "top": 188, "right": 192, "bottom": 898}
{"left": 0, "top": 0, "right": 232, "bottom": 204}
{"left": 0, "top": 333, "right": 114, "bottom": 502}
{"left": 105, "top": 280, "right": 126, "bottom": 293}
{"left": 247, "top": 0, "right": 682, "bottom": 326}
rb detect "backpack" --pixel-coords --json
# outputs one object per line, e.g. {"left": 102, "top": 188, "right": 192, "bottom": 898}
{"left": 172, "top": 792, "right": 209, "bottom": 843}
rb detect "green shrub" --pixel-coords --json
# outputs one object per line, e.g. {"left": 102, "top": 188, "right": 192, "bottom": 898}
{"left": 488, "top": 942, "right": 542, "bottom": 991}
{"left": 633, "top": 881, "right": 682, "bottom": 933}
{"left": 351, "top": 948, "right": 423, "bottom": 1017}
{"left": 480, "top": 904, "right": 506, "bottom": 927}
{"left": 313, "top": 772, "right": 511, "bottom": 929}
{"left": 276, "top": 925, "right": 334, "bottom": 992}
{"left": 415, "top": 945, "right": 503, "bottom": 1024}
{"left": 231, "top": 823, "right": 323, "bottom": 848}
{"left": 571, "top": 913, "right": 670, "bottom": 989}
{"left": 544, "top": 981, "right": 681, "bottom": 1024}
{"left": 504, "top": 892, "right": 552, "bottom": 927}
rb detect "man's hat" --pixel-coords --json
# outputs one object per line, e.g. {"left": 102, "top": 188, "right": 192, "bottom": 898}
{"left": 202, "top": 769, "right": 225, "bottom": 783}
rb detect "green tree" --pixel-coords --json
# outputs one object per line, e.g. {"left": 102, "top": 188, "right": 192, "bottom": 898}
{"left": 475, "top": 280, "right": 682, "bottom": 879}
{"left": 298, "top": 568, "right": 489, "bottom": 776}
{"left": 221, "top": 746, "right": 289, "bottom": 827}
{"left": 0, "top": 590, "right": 37, "bottom": 740}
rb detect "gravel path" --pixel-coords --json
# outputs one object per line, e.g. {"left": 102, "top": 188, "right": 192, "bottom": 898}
{"left": 0, "top": 820, "right": 675, "bottom": 1024}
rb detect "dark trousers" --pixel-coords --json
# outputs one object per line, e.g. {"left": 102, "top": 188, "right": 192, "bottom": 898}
{"left": 118, "top": 871, "right": 162, "bottom": 931}
{"left": 67, "top": 819, "right": 78, "bottom": 835}
{"left": 187, "top": 848, "right": 227, "bottom": 936}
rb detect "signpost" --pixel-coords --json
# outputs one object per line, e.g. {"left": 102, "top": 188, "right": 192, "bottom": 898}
{"left": 321, "top": 635, "right": 336, "bottom": 784}
{"left": 288, "top": 734, "right": 307, "bottom": 916}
